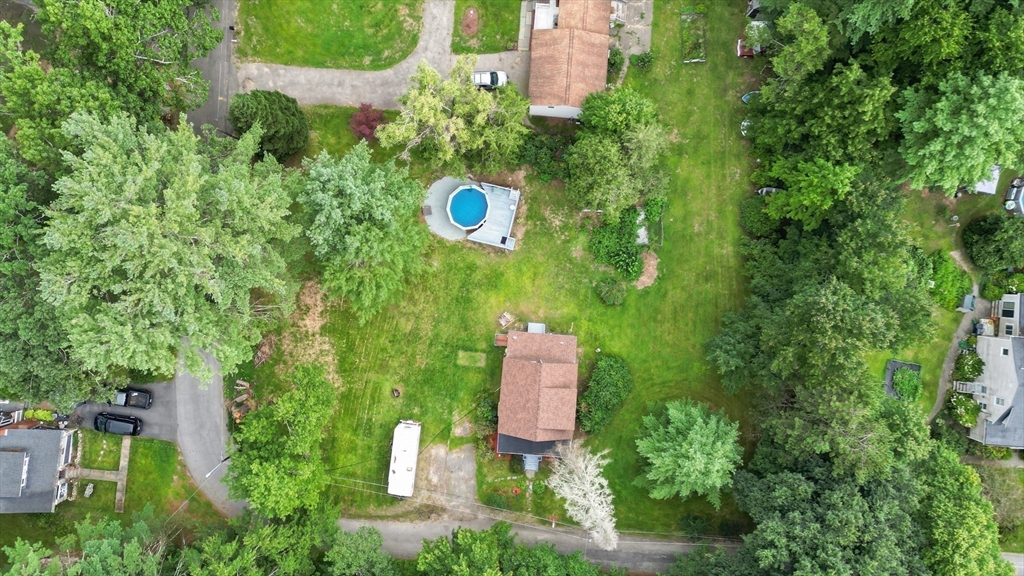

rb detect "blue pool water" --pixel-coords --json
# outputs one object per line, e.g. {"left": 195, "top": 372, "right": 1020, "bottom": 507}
{"left": 449, "top": 187, "right": 488, "bottom": 228}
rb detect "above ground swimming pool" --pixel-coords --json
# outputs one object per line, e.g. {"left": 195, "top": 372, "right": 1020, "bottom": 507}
{"left": 446, "top": 186, "right": 489, "bottom": 230}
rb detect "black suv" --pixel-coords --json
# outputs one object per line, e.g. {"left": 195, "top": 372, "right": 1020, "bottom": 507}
{"left": 111, "top": 387, "right": 153, "bottom": 409}
{"left": 94, "top": 413, "right": 143, "bottom": 436}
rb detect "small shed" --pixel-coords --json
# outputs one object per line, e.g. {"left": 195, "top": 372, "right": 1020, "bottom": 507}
{"left": 958, "top": 294, "right": 976, "bottom": 313}
{"left": 387, "top": 420, "right": 422, "bottom": 498}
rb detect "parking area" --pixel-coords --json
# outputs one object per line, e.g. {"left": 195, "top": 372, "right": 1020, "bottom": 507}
{"left": 74, "top": 381, "right": 178, "bottom": 442}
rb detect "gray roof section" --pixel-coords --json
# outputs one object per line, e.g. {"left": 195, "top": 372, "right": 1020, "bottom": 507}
{"left": 0, "top": 429, "right": 66, "bottom": 513}
{"left": 0, "top": 451, "right": 27, "bottom": 497}
{"left": 983, "top": 337, "right": 1024, "bottom": 449}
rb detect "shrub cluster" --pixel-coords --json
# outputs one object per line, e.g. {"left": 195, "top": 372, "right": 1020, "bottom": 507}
{"left": 953, "top": 352, "right": 985, "bottom": 382}
{"left": 739, "top": 195, "right": 779, "bottom": 237}
{"left": 24, "top": 409, "right": 55, "bottom": 421}
{"left": 963, "top": 213, "right": 1024, "bottom": 272}
{"left": 518, "top": 132, "right": 569, "bottom": 183}
{"left": 948, "top": 391, "right": 981, "bottom": 428}
{"left": 578, "top": 355, "right": 633, "bottom": 434}
{"left": 349, "top": 103, "right": 387, "bottom": 142}
{"left": 644, "top": 196, "right": 666, "bottom": 225}
{"left": 981, "top": 269, "right": 1024, "bottom": 300}
{"left": 589, "top": 207, "right": 644, "bottom": 280}
{"left": 892, "top": 367, "right": 922, "bottom": 402}
{"left": 630, "top": 51, "right": 655, "bottom": 71}
{"left": 595, "top": 277, "right": 627, "bottom": 306}
{"left": 608, "top": 48, "right": 625, "bottom": 75}
{"left": 484, "top": 492, "right": 509, "bottom": 510}
{"left": 929, "top": 252, "right": 972, "bottom": 310}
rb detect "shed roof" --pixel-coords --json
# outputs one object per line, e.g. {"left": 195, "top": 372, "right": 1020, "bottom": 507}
{"left": 528, "top": 28, "right": 608, "bottom": 108}
{"left": 497, "top": 331, "right": 579, "bottom": 450}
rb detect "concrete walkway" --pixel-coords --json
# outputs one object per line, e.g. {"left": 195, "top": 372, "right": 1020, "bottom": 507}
{"left": 339, "top": 518, "right": 739, "bottom": 574}
{"left": 927, "top": 282, "right": 990, "bottom": 422}
{"left": 236, "top": 0, "right": 529, "bottom": 109}
{"left": 74, "top": 436, "right": 131, "bottom": 513}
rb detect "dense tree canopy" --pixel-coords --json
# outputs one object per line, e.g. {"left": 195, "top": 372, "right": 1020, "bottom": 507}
{"left": 37, "top": 113, "right": 297, "bottom": 379}
{"left": 38, "top": 0, "right": 222, "bottom": 119}
{"left": 299, "top": 142, "right": 426, "bottom": 323}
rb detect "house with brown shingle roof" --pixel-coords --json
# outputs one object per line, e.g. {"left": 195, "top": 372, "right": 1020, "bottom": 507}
{"left": 528, "top": 0, "right": 612, "bottom": 120}
{"left": 496, "top": 327, "right": 579, "bottom": 461}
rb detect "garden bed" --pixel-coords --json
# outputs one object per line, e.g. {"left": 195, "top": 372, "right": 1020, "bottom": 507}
{"left": 883, "top": 360, "right": 921, "bottom": 399}
{"left": 680, "top": 13, "right": 707, "bottom": 63}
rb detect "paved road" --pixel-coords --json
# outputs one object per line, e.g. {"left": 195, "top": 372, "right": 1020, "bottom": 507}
{"left": 339, "top": 518, "right": 738, "bottom": 573}
{"left": 175, "top": 348, "right": 247, "bottom": 517}
{"left": 236, "top": 0, "right": 528, "bottom": 109}
{"left": 1006, "top": 552, "right": 1024, "bottom": 576}
{"left": 74, "top": 382, "right": 177, "bottom": 442}
{"left": 186, "top": 0, "right": 239, "bottom": 135}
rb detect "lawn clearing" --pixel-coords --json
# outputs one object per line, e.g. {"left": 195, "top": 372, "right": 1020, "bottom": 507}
{"left": 452, "top": 0, "right": 522, "bottom": 54}
{"left": 1002, "top": 469, "right": 1024, "bottom": 553}
{"left": 236, "top": 0, "right": 422, "bottom": 70}
{"left": 301, "top": 105, "right": 399, "bottom": 163}
{"left": 79, "top": 429, "right": 122, "bottom": 471}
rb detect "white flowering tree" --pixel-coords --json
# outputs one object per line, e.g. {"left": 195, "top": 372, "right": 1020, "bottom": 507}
{"left": 546, "top": 443, "right": 619, "bottom": 550}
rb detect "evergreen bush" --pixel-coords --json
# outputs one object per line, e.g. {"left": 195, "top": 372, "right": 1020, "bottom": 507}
{"left": 228, "top": 90, "right": 309, "bottom": 161}
{"left": 595, "top": 277, "right": 627, "bottom": 306}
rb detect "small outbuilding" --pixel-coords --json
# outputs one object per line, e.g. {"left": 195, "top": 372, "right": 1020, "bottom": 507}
{"left": 387, "top": 420, "right": 422, "bottom": 498}
{"left": 975, "top": 165, "right": 1001, "bottom": 195}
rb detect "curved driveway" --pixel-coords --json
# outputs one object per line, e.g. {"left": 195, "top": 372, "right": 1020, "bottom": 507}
{"left": 235, "top": 0, "right": 528, "bottom": 109}
{"left": 175, "top": 349, "right": 247, "bottom": 517}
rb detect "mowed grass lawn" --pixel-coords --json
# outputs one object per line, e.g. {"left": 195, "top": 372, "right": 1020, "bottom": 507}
{"left": 0, "top": 435, "right": 222, "bottom": 564}
{"left": 452, "top": 0, "right": 522, "bottom": 54}
{"left": 247, "top": 0, "right": 756, "bottom": 533}
{"left": 237, "top": 0, "right": 422, "bottom": 70}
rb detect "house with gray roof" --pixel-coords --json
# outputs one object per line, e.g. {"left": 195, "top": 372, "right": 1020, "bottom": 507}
{"left": 0, "top": 428, "right": 75, "bottom": 514}
{"left": 957, "top": 293, "right": 1024, "bottom": 449}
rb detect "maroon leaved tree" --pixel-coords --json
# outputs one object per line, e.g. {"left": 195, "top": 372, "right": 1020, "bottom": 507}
{"left": 349, "top": 103, "right": 386, "bottom": 142}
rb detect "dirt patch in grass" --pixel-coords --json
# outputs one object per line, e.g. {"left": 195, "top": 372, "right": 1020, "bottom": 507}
{"left": 456, "top": 351, "right": 487, "bottom": 367}
{"left": 461, "top": 6, "right": 479, "bottom": 37}
{"left": 635, "top": 251, "right": 660, "bottom": 289}
{"left": 276, "top": 281, "right": 342, "bottom": 387}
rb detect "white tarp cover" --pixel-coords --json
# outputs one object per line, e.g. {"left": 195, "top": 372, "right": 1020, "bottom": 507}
{"left": 976, "top": 165, "right": 1001, "bottom": 195}
{"left": 387, "top": 420, "right": 422, "bottom": 497}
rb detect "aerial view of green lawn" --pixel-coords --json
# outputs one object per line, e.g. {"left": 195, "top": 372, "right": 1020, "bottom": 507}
{"left": 452, "top": 0, "right": 522, "bottom": 54}
{"left": 241, "top": 0, "right": 757, "bottom": 533}
{"left": 236, "top": 0, "right": 422, "bottom": 70}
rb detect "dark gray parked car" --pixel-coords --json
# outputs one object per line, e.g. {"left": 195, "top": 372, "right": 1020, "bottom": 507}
{"left": 94, "top": 412, "right": 143, "bottom": 436}
{"left": 111, "top": 387, "right": 153, "bottom": 409}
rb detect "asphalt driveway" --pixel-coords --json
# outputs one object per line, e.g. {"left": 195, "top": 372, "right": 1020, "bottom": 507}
{"left": 74, "top": 382, "right": 177, "bottom": 442}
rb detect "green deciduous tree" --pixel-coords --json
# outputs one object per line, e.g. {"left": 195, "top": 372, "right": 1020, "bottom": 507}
{"left": 299, "top": 142, "right": 426, "bottom": 323}
{"left": 226, "top": 364, "right": 336, "bottom": 518}
{"left": 228, "top": 90, "right": 310, "bottom": 161}
{"left": 38, "top": 113, "right": 297, "bottom": 380}
{"left": 974, "top": 466, "right": 1024, "bottom": 533}
{"left": 897, "top": 72, "right": 1024, "bottom": 193}
{"left": 765, "top": 158, "right": 860, "bottom": 229}
{"left": 377, "top": 55, "right": 529, "bottom": 174}
{"left": 577, "top": 88, "right": 658, "bottom": 135}
{"left": 919, "top": 444, "right": 1015, "bottom": 576}
{"left": 38, "top": 0, "right": 222, "bottom": 119}
{"left": 772, "top": 4, "right": 830, "bottom": 81}
{"left": 634, "top": 399, "right": 742, "bottom": 508}
{"left": 568, "top": 88, "right": 666, "bottom": 221}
